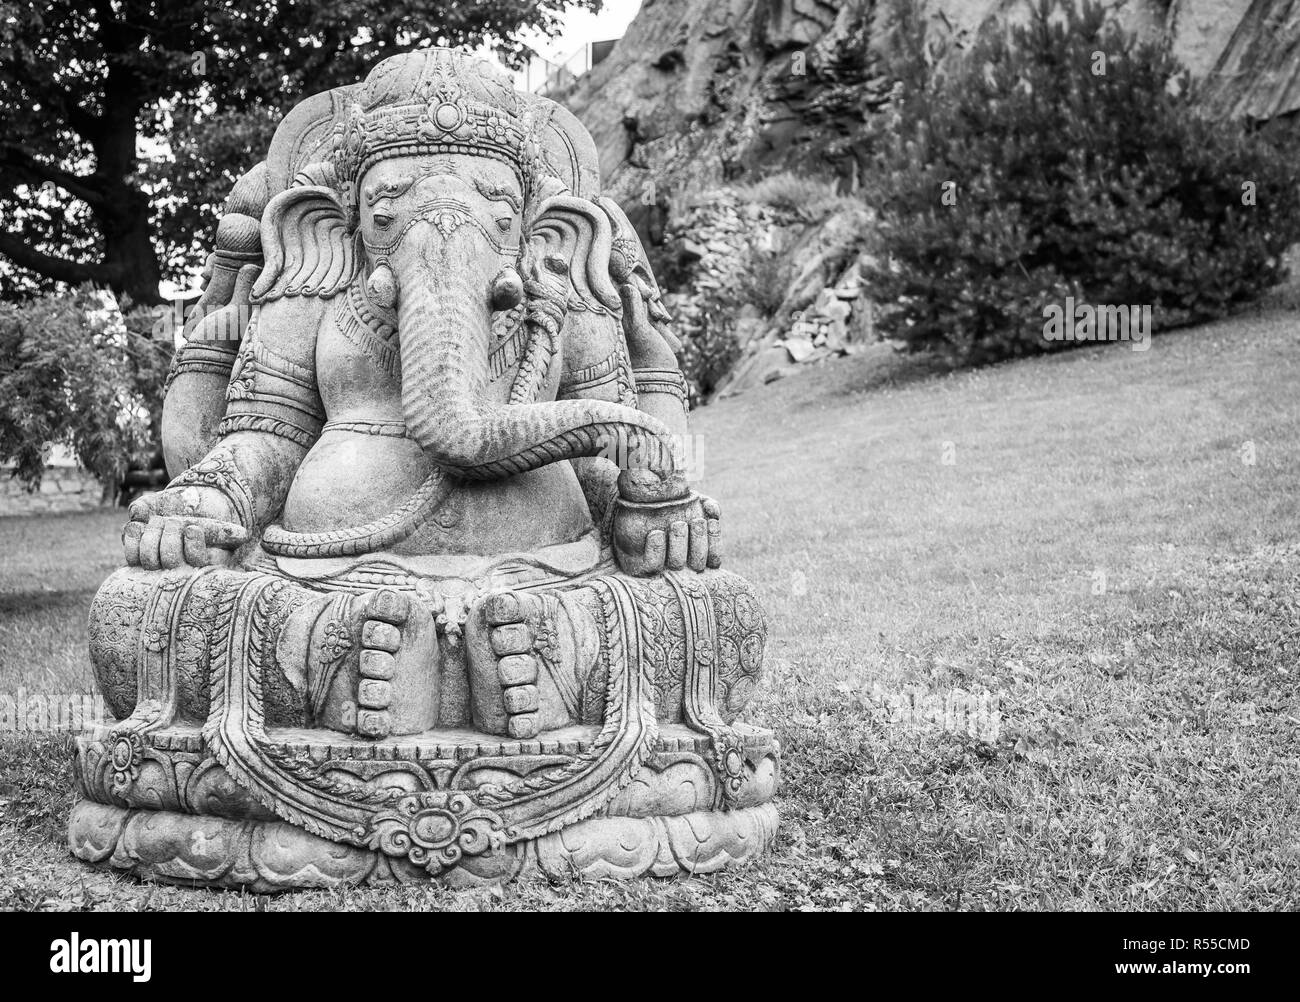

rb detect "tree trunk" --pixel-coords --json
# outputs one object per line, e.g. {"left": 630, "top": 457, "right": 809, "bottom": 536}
{"left": 100, "top": 189, "right": 164, "bottom": 306}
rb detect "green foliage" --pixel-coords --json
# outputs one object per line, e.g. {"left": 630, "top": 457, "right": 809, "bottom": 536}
{"left": 0, "top": 0, "right": 600, "bottom": 302}
{"left": 862, "top": 0, "right": 1300, "bottom": 364}
{"left": 679, "top": 304, "right": 742, "bottom": 409}
{"left": 731, "top": 172, "right": 857, "bottom": 223}
{"left": 0, "top": 287, "right": 171, "bottom": 491}
{"left": 678, "top": 249, "right": 787, "bottom": 406}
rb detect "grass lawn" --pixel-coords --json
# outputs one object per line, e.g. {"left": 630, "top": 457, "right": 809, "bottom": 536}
{"left": 2, "top": 308, "right": 1298, "bottom": 911}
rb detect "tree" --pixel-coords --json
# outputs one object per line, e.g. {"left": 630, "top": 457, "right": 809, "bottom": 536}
{"left": 0, "top": 0, "right": 600, "bottom": 304}
{"left": 862, "top": 0, "right": 1300, "bottom": 364}
{"left": 0, "top": 285, "right": 170, "bottom": 491}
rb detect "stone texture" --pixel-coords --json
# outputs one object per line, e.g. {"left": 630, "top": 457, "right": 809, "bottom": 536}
{"left": 0, "top": 466, "right": 104, "bottom": 515}
{"left": 73, "top": 47, "right": 776, "bottom": 891}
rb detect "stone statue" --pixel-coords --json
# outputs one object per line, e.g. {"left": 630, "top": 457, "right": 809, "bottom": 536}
{"left": 69, "top": 48, "right": 778, "bottom": 889}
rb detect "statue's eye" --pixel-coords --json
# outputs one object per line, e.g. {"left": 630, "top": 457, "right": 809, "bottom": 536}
{"left": 496, "top": 217, "right": 512, "bottom": 233}
{"left": 373, "top": 211, "right": 395, "bottom": 228}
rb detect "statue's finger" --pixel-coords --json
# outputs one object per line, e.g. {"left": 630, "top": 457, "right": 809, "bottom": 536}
{"left": 122, "top": 520, "right": 143, "bottom": 566}
{"left": 214, "top": 264, "right": 261, "bottom": 341}
{"left": 706, "top": 519, "right": 722, "bottom": 569}
{"left": 202, "top": 255, "right": 237, "bottom": 304}
{"left": 688, "top": 517, "right": 708, "bottom": 571}
{"left": 666, "top": 521, "right": 689, "bottom": 570}
{"left": 138, "top": 520, "right": 164, "bottom": 571}
{"left": 201, "top": 520, "right": 249, "bottom": 550}
{"left": 128, "top": 493, "right": 156, "bottom": 523}
{"left": 644, "top": 529, "right": 667, "bottom": 569}
{"left": 158, "top": 519, "right": 186, "bottom": 569}
{"left": 702, "top": 496, "right": 722, "bottom": 521}
{"left": 182, "top": 523, "right": 207, "bottom": 567}
{"left": 231, "top": 262, "right": 260, "bottom": 300}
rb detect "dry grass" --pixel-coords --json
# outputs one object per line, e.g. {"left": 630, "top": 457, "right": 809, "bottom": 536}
{"left": 1, "top": 307, "right": 1299, "bottom": 910}
{"left": 716, "top": 172, "right": 860, "bottom": 221}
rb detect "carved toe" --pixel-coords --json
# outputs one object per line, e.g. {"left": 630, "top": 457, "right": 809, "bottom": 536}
{"left": 362, "top": 620, "right": 401, "bottom": 652}
{"left": 357, "top": 678, "right": 392, "bottom": 709}
{"left": 485, "top": 591, "right": 526, "bottom": 626}
{"left": 503, "top": 684, "right": 539, "bottom": 714}
{"left": 359, "top": 649, "right": 396, "bottom": 680}
{"left": 498, "top": 653, "right": 538, "bottom": 687}
{"left": 507, "top": 712, "right": 540, "bottom": 739}
{"left": 364, "top": 588, "right": 410, "bottom": 626}
{"left": 490, "top": 622, "right": 533, "bottom": 655}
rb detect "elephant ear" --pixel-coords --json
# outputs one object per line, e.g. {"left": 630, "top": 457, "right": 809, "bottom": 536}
{"left": 250, "top": 185, "right": 361, "bottom": 304}
{"left": 528, "top": 193, "right": 622, "bottom": 315}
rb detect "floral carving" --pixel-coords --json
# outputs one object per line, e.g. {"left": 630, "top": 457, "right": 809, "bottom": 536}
{"left": 108, "top": 730, "right": 145, "bottom": 797}
{"left": 366, "top": 792, "right": 506, "bottom": 875}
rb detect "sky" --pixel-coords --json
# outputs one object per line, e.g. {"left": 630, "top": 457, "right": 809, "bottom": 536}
{"left": 520, "top": 0, "right": 643, "bottom": 62}
{"left": 496, "top": 0, "right": 643, "bottom": 89}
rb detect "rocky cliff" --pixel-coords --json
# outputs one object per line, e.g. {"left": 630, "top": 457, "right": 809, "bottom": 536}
{"left": 563, "top": 0, "right": 1289, "bottom": 218}
{"left": 562, "top": 0, "right": 883, "bottom": 239}
{"left": 558, "top": 0, "right": 1298, "bottom": 396}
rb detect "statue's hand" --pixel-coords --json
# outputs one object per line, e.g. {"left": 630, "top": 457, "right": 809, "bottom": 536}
{"left": 613, "top": 492, "right": 721, "bottom": 576}
{"left": 123, "top": 488, "right": 249, "bottom": 569}
{"left": 183, "top": 261, "right": 260, "bottom": 344}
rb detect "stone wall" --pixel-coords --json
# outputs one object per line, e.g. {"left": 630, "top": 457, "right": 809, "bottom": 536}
{"left": 660, "top": 186, "right": 878, "bottom": 397}
{"left": 0, "top": 466, "right": 106, "bottom": 516}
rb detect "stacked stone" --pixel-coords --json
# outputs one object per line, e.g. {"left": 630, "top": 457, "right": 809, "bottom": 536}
{"left": 0, "top": 466, "right": 104, "bottom": 516}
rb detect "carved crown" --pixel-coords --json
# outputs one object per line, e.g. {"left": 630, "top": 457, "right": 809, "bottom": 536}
{"left": 330, "top": 48, "right": 537, "bottom": 191}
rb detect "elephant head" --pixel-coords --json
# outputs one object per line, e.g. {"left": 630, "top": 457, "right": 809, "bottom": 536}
{"left": 355, "top": 152, "right": 680, "bottom": 491}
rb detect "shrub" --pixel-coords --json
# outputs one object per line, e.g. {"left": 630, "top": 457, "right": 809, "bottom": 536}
{"left": 732, "top": 172, "right": 858, "bottom": 222}
{"left": 862, "top": 0, "right": 1300, "bottom": 364}
{"left": 0, "top": 287, "right": 172, "bottom": 493}
{"left": 678, "top": 297, "right": 743, "bottom": 409}
{"left": 677, "top": 247, "right": 789, "bottom": 406}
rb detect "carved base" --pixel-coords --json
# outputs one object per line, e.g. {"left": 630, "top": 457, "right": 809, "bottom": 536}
{"left": 68, "top": 721, "right": 780, "bottom": 890}
{"left": 68, "top": 799, "right": 779, "bottom": 891}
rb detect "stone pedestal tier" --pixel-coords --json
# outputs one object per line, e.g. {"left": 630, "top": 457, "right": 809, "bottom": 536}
{"left": 70, "top": 722, "right": 779, "bottom": 890}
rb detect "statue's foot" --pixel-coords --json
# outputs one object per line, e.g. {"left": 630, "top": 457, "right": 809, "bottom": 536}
{"left": 308, "top": 589, "right": 439, "bottom": 739}
{"left": 479, "top": 592, "right": 545, "bottom": 739}
{"left": 467, "top": 590, "right": 594, "bottom": 739}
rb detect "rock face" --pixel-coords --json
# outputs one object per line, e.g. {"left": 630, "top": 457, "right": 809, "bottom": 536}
{"left": 562, "top": 0, "right": 883, "bottom": 238}
{"left": 1203, "top": 0, "right": 1300, "bottom": 120}
{"left": 564, "top": 0, "right": 1283, "bottom": 216}
{"left": 560, "top": 0, "right": 1297, "bottom": 397}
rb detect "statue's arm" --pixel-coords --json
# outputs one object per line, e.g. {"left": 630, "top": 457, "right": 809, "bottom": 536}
{"left": 619, "top": 280, "right": 689, "bottom": 439}
{"left": 206, "top": 294, "right": 328, "bottom": 521}
{"left": 554, "top": 198, "right": 718, "bottom": 572}
{"left": 560, "top": 299, "right": 718, "bottom": 573}
{"left": 161, "top": 162, "right": 270, "bottom": 473}
{"left": 125, "top": 295, "right": 327, "bottom": 568}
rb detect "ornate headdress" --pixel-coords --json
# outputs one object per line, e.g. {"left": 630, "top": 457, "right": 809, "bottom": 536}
{"left": 329, "top": 48, "right": 538, "bottom": 194}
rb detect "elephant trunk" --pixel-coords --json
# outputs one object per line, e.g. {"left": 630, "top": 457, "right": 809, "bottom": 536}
{"left": 397, "top": 255, "right": 496, "bottom": 458}
{"left": 396, "top": 243, "right": 684, "bottom": 498}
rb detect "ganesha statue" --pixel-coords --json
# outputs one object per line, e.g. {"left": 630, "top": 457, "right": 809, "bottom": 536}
{"left": 68, "top": 48, "right": 778, "bottom": 890}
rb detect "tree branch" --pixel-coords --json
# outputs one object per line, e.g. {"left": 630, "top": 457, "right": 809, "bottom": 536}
{"left": 4, "top": 49, "right": 103, "bottom": 140}
{"left": 0, "top": 143, "right": 107, "bottom": 207}
{"left": 0, "top": 231, "right": 106, "bottom": 286}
